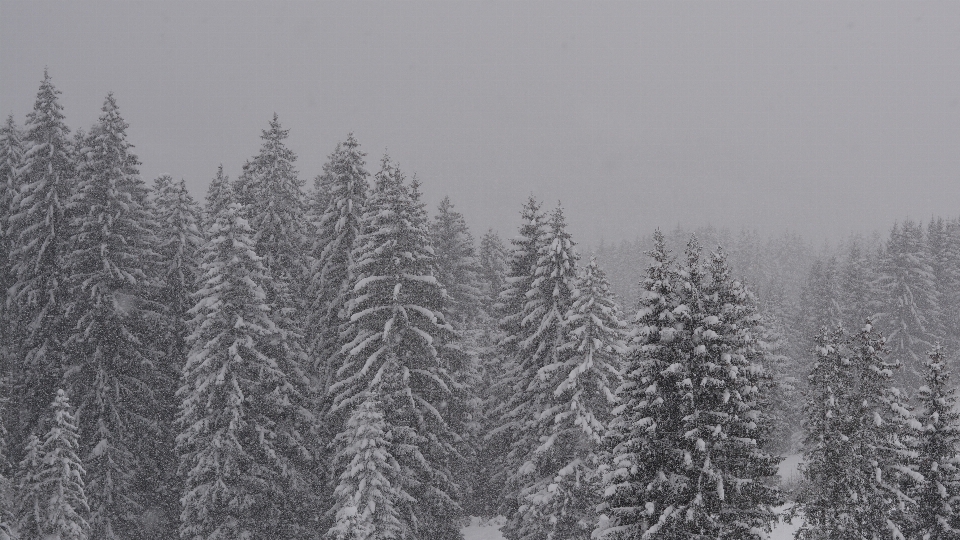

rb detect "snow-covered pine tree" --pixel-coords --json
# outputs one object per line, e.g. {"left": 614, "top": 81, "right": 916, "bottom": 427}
{"left": 203, "top": 164, "right": 232, "bottom": 230}
{"left": 0, "top": 114, "right": 24, "bottom": 350}
{"left": 799, "top": 321, "right": 920, "bottom": 538}
{"left": 15, "top": 389, "right": 90, "bottom": 540}
{"left": 596, "top": 235, "right": 781, "bottom": 539}
{"left": 60, "top": 93, "right": 162, "bottom": 540}
{"left": 331, "top": 156, "right": 462, "bottom": 539}
{"left": 305, "top": 133, "right": 369, "bottom": 391}
{"left": 838, "top": 237, "right": 879, "bottom": 332}
{"left": 927, "top": 218, "right": 960, "bottom": 349}
{"left": 487, "top": 197, "right": 546, "bottom": 520}
{"left": 0, "top": 402, "right": 14, "bottom": 540}
{"left": 500, "top": 204, "right": 581, "bottom": 540}
{"left": 148, "top": 174, "right": 204, "bottom": 534}
{"left": 430, "top": 196, "right": 485, "bottom": 328}
{"left": 596, "top": 230, "right": 685, "bottom": 539}
{"left": 914, "top": 345, "right": 960, "bottom": 539}
{"left": 177, "top": 200, "right": 317, "bottom": 540}
{"left": 478, "top": 229, "right": 509, "bottom": 315}
{"left": 326, "top": 389, "right": 408, "bottom": 540}
{"left": 428, "top": 195, "right": 487, "bottom": 515}
{"left": 697, "top": 247, "right": 781, "bottom": 535}
{"left": 796, "top": 256, "right": 842, "bottom": 357}
{"left": 520, "top": 256, "right": 626, "bottom": 540}
{"left": 234, "top": 114, "right": 307, "bottom": 289}
{"left": 6, "top": 72, "right": 77, "bottom": 463}
{"left": 875, "top": 221, "right": 939, "bottom": 388}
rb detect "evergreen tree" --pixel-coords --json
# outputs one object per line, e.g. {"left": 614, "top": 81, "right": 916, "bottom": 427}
{"left": 6, "top": 72, "right": 77, "bottom": 462}
{"left": 149, "top": 174, "right": 204, "bottom": 534}
{"left": 502, "top": 205, "right": 582, "bottom": 540}
{"left": 487, "top": 197, "right": 546, "bottom": 519}
{"left": 838, "top": 237, "right": 878, "bottom": 331}
{"left": 305, "top": 133, "right": 369, "bottom": 391}
{"left": 521, "top": 257, "right": 626, "bottom": 540}
{"left": 331, "top": 156, "right": 462, "bottom": 539}
{"left": 798, "top": 321, "right": 921, "bottom": 538}
{"left": 203, "top": 164, "right": 231, "bottom": 229}
{"left": 0, "top": 115, "right": 24, "bottom": 360}
{"left": 478, "top": 229, "right": 509, "bottom": 314}
{"left": 915, "top": 345, "right": 960, "bottom": 539}
{"left": 596, "top": 234, "right": 781, "bottom": 539}
{"left": 60, "top": 94, "right": 162, "bottom": 540}
{"left": 927, "top": 218, "right": 960, "bottom": 348}
{"left": 177, "top": 201, "right": 317, "bottom": 540}
{"left": 0, "top": 406, "right": 15, "bottom": 540}
{"left": 234, "top": 114, "right": 307, "bottom": 285}
{"left": 15, "top": 389, "right": 90, "bottom": 540}
{"left": 326, "top": 391, "right": 408, "bottom": 540}
{"left": 430, "top": 196, "right": 485, "bottom": 328}
{"left": 875, "top": 221, "right": 939, "bottom": 388}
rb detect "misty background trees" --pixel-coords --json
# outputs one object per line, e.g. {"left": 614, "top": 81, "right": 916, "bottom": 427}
{"left": 3, "top": 73, "right": 960, "bottom": 538}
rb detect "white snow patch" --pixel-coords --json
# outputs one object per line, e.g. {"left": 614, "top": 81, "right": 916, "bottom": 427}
{"left": 462, "top": 516, "right": 507, "bottom": 540}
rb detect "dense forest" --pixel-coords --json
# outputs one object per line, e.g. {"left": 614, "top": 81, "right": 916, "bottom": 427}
{"left": 3, "top": 73, "right": 960, "bottom": 539}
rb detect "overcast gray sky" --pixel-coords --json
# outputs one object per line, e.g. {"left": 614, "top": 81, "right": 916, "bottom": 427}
{"left": 2, "top": 1, "right": 960, "bottom": 246}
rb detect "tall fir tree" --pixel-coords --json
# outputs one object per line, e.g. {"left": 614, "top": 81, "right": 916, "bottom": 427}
{"left": 799, "top": 321, "right": 921, "bottom": 538}
{"left": 596, "top": 234, "right": 781, "bottom": 539}
{"left": 926, "top": 218, "right": 960, "bottom": 349}
{"left": 331, "top": 156, "right": 462, "bottom": 539}
{"left": 305, "top": 133, "right": 369, "bottom": 391}
{"left": 6, "top": 72, "right": 77, "bottom": 462}
{"left": 15, "top": 389, "right": 90, "bottom": 540}
{"left": 520, "top": 256, "right": 627, "bottom": 540}
{"left": 177, "top": 201, "right": 318, "bottom": 540}
{"left": 478, "top": 229, "right": 509, "bottom": 316}
{"left": 203, "top": 164, "right": 231, "bottom": 230}
{"left": 148, "top": 174, "right": 204, "bottom": 535}
{"left": 875, "top": 221, "right": 940, "bottom": 388}
{"left": 60, "top": 93, "right": 162, "bottom": 540}
{"left": 430, "top": 196, "right": 485, "bottom": 328}
{"left": 325, "top": 391, "right": 408, "bottom": 540}
{"left": 487, "top": 197, "right": 546, "bottom": 520}
{"left": 501, "top": 205, "right": 581, "bottom": 540}
{"left": 0, "top": 115, "right": 24, "bottom": 372}
{"left": 0, "top": 403, "right": 14, "bottom": 540}
{"left": 914, "top": 345, "right": 960, "bottom": 539}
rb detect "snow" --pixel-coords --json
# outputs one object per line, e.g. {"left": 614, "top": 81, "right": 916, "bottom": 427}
{"left": 461, "top": 517, "right": 506, "bottom": 540}
{"left": 460, "top": 513, "right": 802, "bottom": 540}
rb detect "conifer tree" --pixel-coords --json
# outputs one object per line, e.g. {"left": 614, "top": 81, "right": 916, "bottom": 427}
{"left": 838, "top": 237, "right": 878, "bottom": 331}
{"left": 6, "top": 72, "right": 77, "bottom": 461}
{"left": 478, "top": 229, "right": 509, "bottom": 314}
{"left": 875, "top": 221, "right": 939, "bottom": 387}
{"left": 149, "top": 174, "right": 204, "bottom": 533}
{"left": 430, "top": 196, "right": 485, "bottom": 328}
{"left": 0, "top": 410, "right": 15, "bottom": 540}
{"left": 15, "top": 389, "right": 90, "bottom": 540}
{"left": 915, "top": 345, "right": 960, "bottom": 539}
{"left": 501, "top": 205, "right": 581, "bottom": 540}
{"left": 203, "top": 164, "right": 231, "bottom": 229}
{"left": 326, "top": 391, "right": 407, "bottom": 540}
{"left": 60, "top": 93, "right": 162, "bottom": 540}
{"left": 0, "top": 114, "right": 24, "bottom": 338}
{"left": 331, "top": 156, "right": 462, "bottom": 539}
{"left": 799, "top": 321, "right": 921, "bottom": 538}
{"left": 927, "top": 218, "right": 960, "bottom": 348}
{"left": 520, "top": 257, "right": 626, "bottom": 540}
{"left": 177, "top": 201, "right": 317, "bottom": 540}
{"left": 305, "top": 133, "right": 369, "bottom": 390}
{"left": 596, "top": 234, "right": 781, "bottom": 539}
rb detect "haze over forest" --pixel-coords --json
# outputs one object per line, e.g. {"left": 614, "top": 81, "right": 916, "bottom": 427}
{"left": 4, "top": 1, "right": 960, "bottom": 247}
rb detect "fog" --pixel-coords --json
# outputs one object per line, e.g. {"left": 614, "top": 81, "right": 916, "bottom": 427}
{"left": 3, "top": 1, "right": 960, "bottom": 245}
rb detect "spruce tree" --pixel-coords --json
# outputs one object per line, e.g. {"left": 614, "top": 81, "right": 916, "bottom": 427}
{"left": 6, "top": 72, "right": 77, "bottom": 461}
{"left": 0, "top": 410, "right": 14, "bottom": 540}
{"left": 927, "top": 218, "right": 960, "bottom": 348}
{"left": 61, "top": 93, "right": 162, "bottom": 539}
{"left": 798, "top": 321, "right": 920, "bottom": 538}
{"left": 430, "top": 196, "right": 485, "bottom": 328}
{"left": 521, "top": 256, "right": 626, "bottom": 540}
{"left": 177, "top": 201, "right": 317, "bottom": 540}
{"left": 478, "top": 229, "right": 509, "bottom": 315}
{"left": 915, "top": 345, "right": 960, "bottom": 538}
{"left": 203, "top": 164, "right": 231, "bottom": 230}
{"left": 326, "top": 391, "right": 407, "bottom": 540}
{"left": 0, "top": 114, "right": 24, "bottom": 353}
{"left": 501, "top": 205, "right": 581, "bottom": 540}
{"left": 331, "top": 156, "right": 462, "bottom": 539}
{"left": 305, "top": 133, "right": 369, "bottom": 391}
{"left": 149, "top": 174, "right": 204, "bottom": 534}
{"left": 15, "top": 389, "right": 90, "bottom": 540}
{"left": 596, "top": 234, "right": 781, "bottom": 539}
{"left": 875, "top": 221, "right": 939, "bottom": 388}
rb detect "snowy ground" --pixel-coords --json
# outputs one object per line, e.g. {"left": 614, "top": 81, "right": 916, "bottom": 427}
{"left": 461, "top": 455, "right": 806, "bottom": 539}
